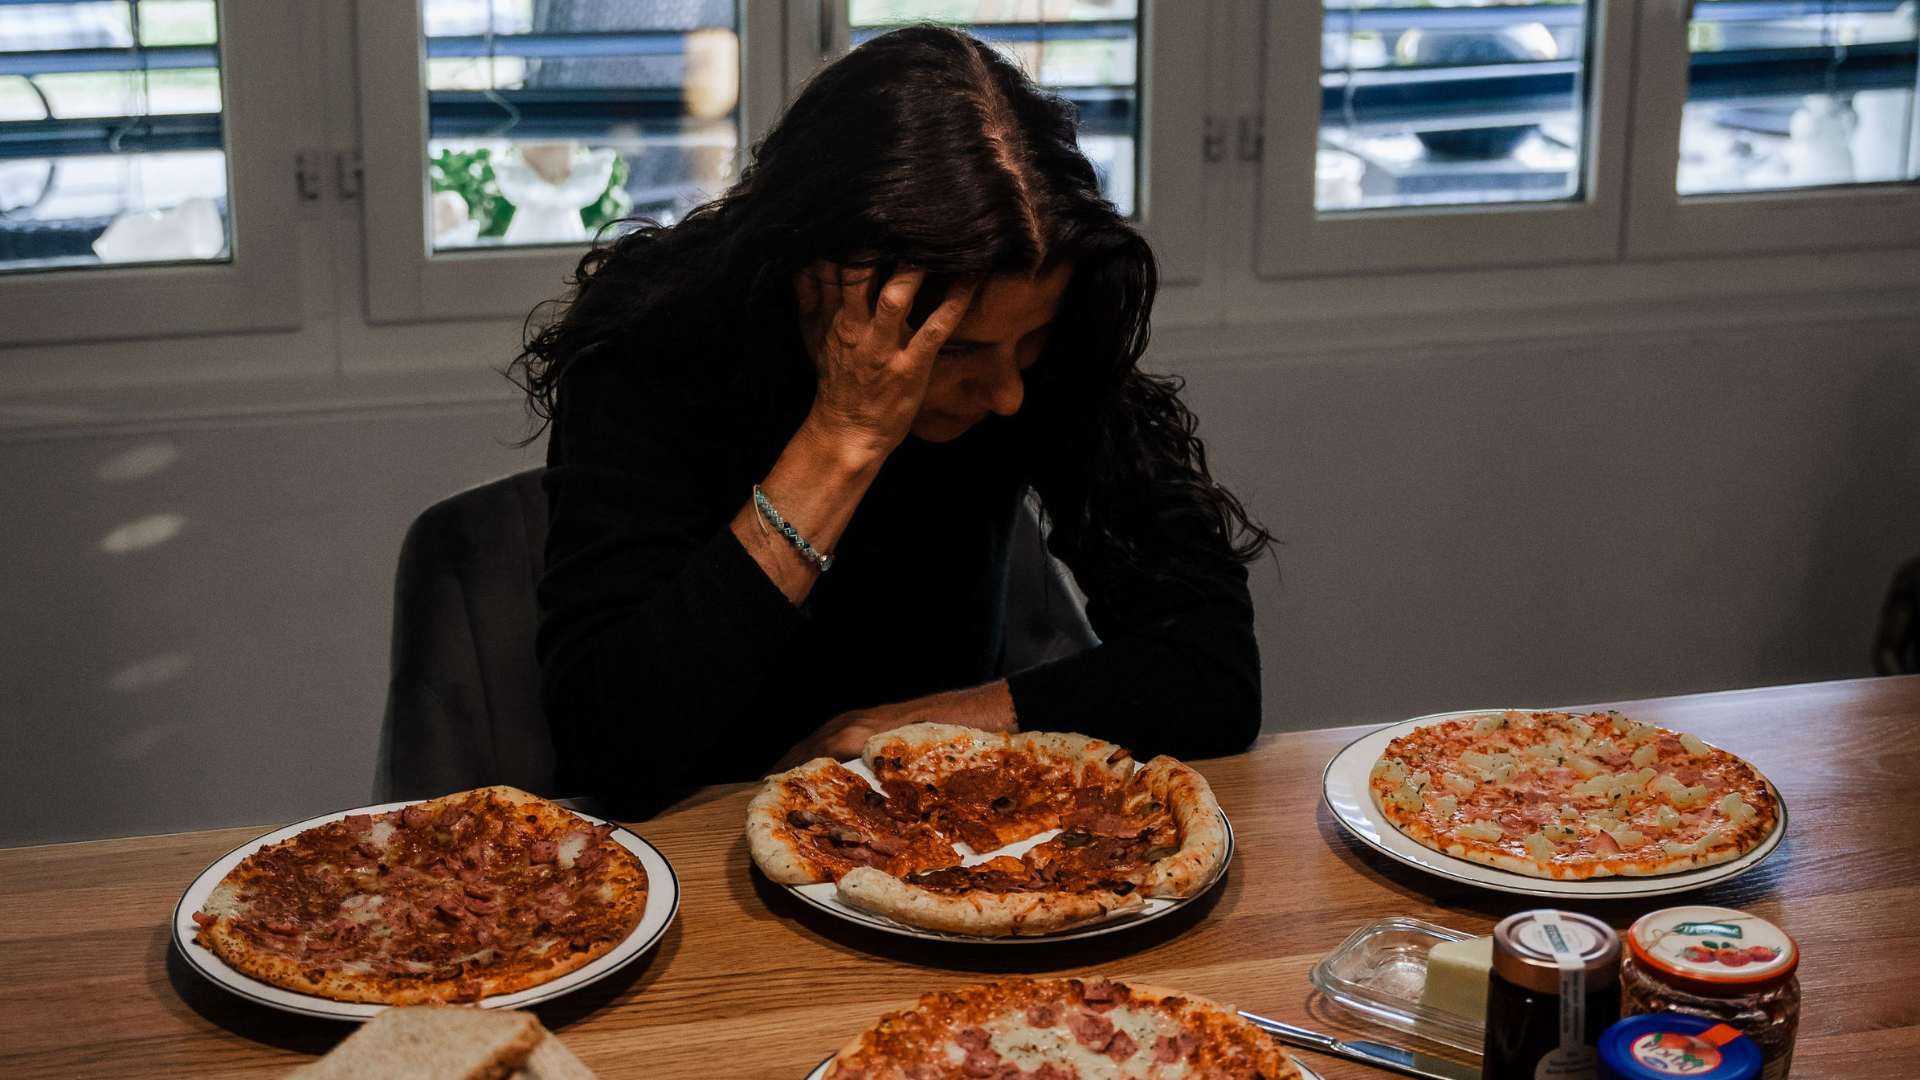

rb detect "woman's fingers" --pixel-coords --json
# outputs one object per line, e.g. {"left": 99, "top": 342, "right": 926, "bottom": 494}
{"left": 907, "top": 280, "right": 979, "bottom": 359}
{"left": 834, "top": 264, "right": 877, "bottom": 330}
{"left": 869, "top": 269, "right": 925, "bottom": 345}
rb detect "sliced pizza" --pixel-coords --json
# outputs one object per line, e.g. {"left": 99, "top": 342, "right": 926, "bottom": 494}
{"left": 747, "top": 724, "right": 1227, "bottom": 938}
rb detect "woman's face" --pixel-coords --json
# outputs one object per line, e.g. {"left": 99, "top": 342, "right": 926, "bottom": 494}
{"left": 911, "top": 263, "right": 1072, "bottom": 443}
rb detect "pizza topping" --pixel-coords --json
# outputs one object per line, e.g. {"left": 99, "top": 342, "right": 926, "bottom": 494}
{"left": 1026, "top": 1003, "right": 1062, "bottom": 1027}
{"left": 191, "top": 910, "right": 218, "bottom": 929}
{"left": 1066, "top": 1009, "right": 1116, "bottom": 1049}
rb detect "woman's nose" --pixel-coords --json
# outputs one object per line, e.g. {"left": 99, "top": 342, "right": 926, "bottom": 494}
{"left": 980, "top": 350, "right": 1025, "bottom": 416}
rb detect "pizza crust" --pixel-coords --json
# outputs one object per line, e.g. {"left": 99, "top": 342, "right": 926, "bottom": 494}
{"left": 835, "top": 866, "right": 1146, "bottom": 937}
{"left": 1133, "top": 756, "right": 1227, "bottom": 898}
{"left": 745, "top": 757, "right": 845, "bottom": 886}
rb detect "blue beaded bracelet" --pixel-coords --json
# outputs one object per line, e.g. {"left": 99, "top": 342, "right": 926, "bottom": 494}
{"left": 752, "top": 485, "right": 834, "bottom": 572}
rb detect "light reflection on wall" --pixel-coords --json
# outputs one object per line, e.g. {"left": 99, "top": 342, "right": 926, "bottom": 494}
{"left": 99, "top": 512, "right": 186, "bottom": 553}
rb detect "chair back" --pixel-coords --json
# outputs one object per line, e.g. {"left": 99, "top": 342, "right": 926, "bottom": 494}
{"left": 375, "top": 471, "right": 1095, "bottom": 801}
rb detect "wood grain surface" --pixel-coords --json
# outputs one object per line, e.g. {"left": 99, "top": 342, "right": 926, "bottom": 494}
{"left": 3, "top": 675, "right": 1916, "bottom": 1079}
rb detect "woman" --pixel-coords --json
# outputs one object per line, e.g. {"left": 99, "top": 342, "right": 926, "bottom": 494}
{"left": 514, "top": 26, "right": 1271, "bottom": 819}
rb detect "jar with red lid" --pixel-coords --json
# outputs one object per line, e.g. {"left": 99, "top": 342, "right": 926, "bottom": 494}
{"left": 1620, "top": 906, "right": 1800, "bottom": 1080}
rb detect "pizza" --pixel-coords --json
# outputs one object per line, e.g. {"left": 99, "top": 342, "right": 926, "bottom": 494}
{"left": 191, "top": 786, "right": 648, "bottom": 1004}
{"left": 1369, "top": 710, "right": 1780, "bottom": 879}
{"left": 746, "top": 724, "right": 1227, "bottom": 937}
{"left": 822, "top": 977, "right": 1300, "bottom": 1080}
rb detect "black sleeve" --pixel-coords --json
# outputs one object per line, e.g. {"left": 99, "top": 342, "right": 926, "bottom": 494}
{"left": 537, "top": 354, "right": 806, "bottom": 818}
{"left": 1003, "top": 516, "right": 1262, "bottom": 762}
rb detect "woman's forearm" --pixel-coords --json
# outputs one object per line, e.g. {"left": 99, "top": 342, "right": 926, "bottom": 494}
{"left": 730, "top": 409, "right": 890, "bottom": 604}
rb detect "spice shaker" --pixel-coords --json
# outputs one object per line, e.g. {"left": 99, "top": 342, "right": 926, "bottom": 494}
{"left": 1621, "top": 906, "right": 1800, "bottom": 1079}
{"left": 1484, "top": 909, "right": 1622, "bottom": 1080}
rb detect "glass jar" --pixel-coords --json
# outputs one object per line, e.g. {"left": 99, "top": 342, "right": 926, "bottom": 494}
{"left": 1620, "top": 906, "right": 1800, "bottom": 1080}
{"left": 1485, "top": 910, "right": 1622, "bottom": 1080}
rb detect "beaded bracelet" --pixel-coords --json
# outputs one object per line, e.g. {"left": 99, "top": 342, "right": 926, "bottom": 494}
{"left": 752, "top": 485, "right": 835, "bottom": 573}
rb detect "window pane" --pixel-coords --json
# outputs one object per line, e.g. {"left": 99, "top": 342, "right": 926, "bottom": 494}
{"left": 0, "top": 1, "right": 228, "bottom": 274}
{"left": 848, "top": 1, "right": 1140, "bottom": 216}
{"left": 421, "top": 0, "right": 740, "bottom": 253}
{"left": 1317, "top": 0, "right": 1591, "bottom": 211}
{"left": 1679, "top": 0, "right": 1918, "bottom": 195}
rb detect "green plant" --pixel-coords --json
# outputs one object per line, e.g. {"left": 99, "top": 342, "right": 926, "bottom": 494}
{"left": 581, "top": 154, "right": 632, "bottom": 237}
{"left": 429, "top": 147, "right": 514, "bottom": 238}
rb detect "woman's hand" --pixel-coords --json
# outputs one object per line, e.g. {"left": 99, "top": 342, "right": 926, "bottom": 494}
{"left": 767, "top": 682, "right": 1017, "bottom": 774}
{"left": 795, "top": 262, "right": 976, "bottom": 460}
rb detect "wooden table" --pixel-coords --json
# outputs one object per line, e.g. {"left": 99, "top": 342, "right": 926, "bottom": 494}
{"left": 4, "top": 675, "right": 1917, "bottom": 1079}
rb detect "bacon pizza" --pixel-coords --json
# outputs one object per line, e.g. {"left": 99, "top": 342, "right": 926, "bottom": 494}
{"left": 192, "top": 786, "right": 647, "bottom": 1004}
{"left": 822, "top": 977, "right": 1300, "bottom": 1080}
{"left": 1369, "top": 710, "right": 1780, "bottom": 880}
{"left": 747, "top": 724, "right": 1228, "bottom": 937}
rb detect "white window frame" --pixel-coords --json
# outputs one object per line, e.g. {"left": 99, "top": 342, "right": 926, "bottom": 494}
{"left": 0, "top": 3, "right": 304, "bottom": 347}
{"left": 790, "top": 0, "right": 1213, "bottom": 292}
{"left": 1622, "top": 0, "right": 1920, "bottom": 258}
{"left": 1252, "top": 0, "right": 1638, "bottom": 278}
{"left": 354, "top": 0, "right": 785, "bottom": 325}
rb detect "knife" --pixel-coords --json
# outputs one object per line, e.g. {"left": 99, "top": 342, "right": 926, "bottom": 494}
{"left": 1237, "top": 1011, "right": 1480, "bottom": 1080}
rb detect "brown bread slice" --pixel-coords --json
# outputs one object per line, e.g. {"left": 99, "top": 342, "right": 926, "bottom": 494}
{"left": 284, "top": 1005, "right": 544, "bottom": 1080}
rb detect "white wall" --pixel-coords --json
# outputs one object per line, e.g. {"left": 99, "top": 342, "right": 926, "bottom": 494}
{"left": 2, "top": 311, "right": 1913, "bottom": 848}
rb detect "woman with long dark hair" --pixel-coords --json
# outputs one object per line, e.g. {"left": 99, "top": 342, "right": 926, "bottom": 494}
{"left": 514, "top": 26, "right": 1272, "bottom": 819}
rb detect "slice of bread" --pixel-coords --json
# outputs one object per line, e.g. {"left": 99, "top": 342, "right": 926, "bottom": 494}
{"left": 285, "top": 1006, "right": 544, "bottom": 1080}
{"left": 510, "top": 1033, "right": 601, "bottom": 1080}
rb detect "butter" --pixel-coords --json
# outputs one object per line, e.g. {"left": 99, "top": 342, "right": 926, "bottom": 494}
{"left": 1418, "top": 935, "right": 1494, "bottom": 1020}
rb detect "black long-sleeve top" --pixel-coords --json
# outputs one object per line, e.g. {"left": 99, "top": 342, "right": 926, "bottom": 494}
{"left": 537, "top": 304, "right": 1261, "bottom": 819}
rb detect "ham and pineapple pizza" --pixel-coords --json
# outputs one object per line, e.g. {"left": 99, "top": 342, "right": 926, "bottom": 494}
{"left": 1369, "top": 710, "right": 1780, "bottom": 880}
{"left": 823, "top": 978, "right": 1299, "bottom": 1080}
{"left": 192, "top": 786, "right": 647, "bottom": 1004}
{"left": 747, "top": 724, "right": 1227, "bottom": 937}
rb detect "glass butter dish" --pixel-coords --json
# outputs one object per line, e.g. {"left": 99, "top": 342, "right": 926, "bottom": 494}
{"left": 1309, "top": 917, "right": 1486, "bottom": 1054}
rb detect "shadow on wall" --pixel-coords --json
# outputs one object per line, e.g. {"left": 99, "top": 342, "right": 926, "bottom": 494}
{"left": 1760, "top": 356, "right": 1920, "bottom": 679}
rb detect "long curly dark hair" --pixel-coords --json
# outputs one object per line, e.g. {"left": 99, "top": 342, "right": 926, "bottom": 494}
{"left": 511, "top": 25, "right": 1271, "bottom": 573}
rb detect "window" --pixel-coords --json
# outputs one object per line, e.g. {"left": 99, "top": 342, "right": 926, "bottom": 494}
{"left": 418, "top": 0, "right": 740, "bottom": 253}
{"left": 1679, "top": 0, "right": 1917, "bottom": 195}
{"left": 0, "top": 0, "right": 227, "bottom": 273}
{"left": 845, "top": 1, "right": 1141, "bottom": 215}
{"left": 1255, "top": 0, "right": 1635, "bottom": 276}
{"left": 356, "top": 0, "right": 779, "bottom": 322}
{"left": 1315, "top": 0, "right": 1594, "bottom": 211}
{"left": 1623, "top": 0, "right": 1920, "bottom": 256}
{"left": 0, "top": 2, "right": 300, "bottom": 347}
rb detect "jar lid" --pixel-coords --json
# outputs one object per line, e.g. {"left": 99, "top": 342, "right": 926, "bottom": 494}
{"left": 1492, "top": 909, "right": 1621, "bottom": 995}
{"left": 1627, "top": 906, "right": 1798, "bottom": 994}
{"left": 1599, "top": 1014, "right": 1761, "bottom": 1080}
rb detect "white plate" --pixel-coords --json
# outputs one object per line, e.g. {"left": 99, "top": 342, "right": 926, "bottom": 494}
{"left": 784, "top": 759, "right": 1233, "bottom": 943}
{"left": 804, "top": 1047, "right": 1328, "bottom": 1079}
{"left": 1322, "top": 709, "right": 1788, "bottom": 899}
{"left": 172, "top": 799, "right": 680, "bottom": 1021}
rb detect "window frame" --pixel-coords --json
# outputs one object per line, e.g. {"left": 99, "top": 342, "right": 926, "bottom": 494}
{"left": 354, "top": 0, "right": 783, "bottom": 325}
{"left": 791, "top": 0, "right": 1212, "bottom": 289}
{"left": 0, "top": 2, "right": 304, "bottom": 347}
{"left": 1621, "top": 0, "right": 1920, "bottom": 259}
{"left": 1251, "top": 0, "right": 1639, "bottom": 278}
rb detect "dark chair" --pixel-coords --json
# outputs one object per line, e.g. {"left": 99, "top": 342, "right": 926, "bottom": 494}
{"left": 1875, "top": 556, "right": 1920, "bottom": 676}
{"left": 375, "top": 470, "right": 1096, "bottom": 801}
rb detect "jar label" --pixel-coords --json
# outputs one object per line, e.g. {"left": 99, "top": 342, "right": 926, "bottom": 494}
{"left": 1629, "top": 1031, "right": 1725, "bottom": 1074}
{"left": 1534, "top": 1044, "right": 1599, "bottom": 1080}
{"left": 1630, "top": 905, "right": 1796, "bottom": 982}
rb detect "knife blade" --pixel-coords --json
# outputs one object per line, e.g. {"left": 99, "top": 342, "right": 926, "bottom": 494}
{"left": 1237, "top": 1010, "right": 1480, "bottom": 1080}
